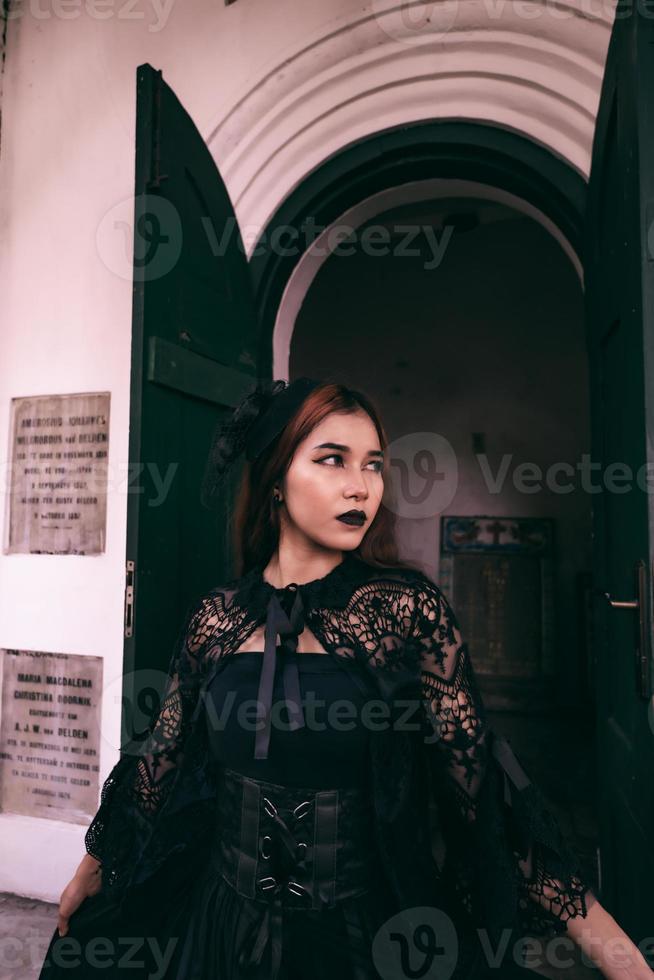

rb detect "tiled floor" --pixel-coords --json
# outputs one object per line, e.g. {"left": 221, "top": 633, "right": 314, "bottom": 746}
{"left": 0, "top": 706, "right": 601, "bottom": 979}
{"left": 0, "top": 891, "right": 58, "bottom": 980}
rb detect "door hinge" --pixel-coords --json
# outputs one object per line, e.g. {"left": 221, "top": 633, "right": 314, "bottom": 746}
{"left": 124, "top": 559, "right": 135, "bottom": 638}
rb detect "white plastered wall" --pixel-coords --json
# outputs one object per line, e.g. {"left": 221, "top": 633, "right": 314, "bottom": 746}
{"left": 0, "top": 0, "right": 614, "bottom": 901}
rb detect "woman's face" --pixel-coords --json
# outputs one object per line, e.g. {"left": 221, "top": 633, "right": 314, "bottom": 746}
{"left": 277, "top": 409, "right": 385, "bottom": 554}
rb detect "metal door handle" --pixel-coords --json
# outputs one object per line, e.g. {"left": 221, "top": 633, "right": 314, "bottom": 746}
{"left": 594, "top": 561, "right": 652, "bottom": 699}
{"left": 597, "top": 591, "right": 639, "bottom": 609}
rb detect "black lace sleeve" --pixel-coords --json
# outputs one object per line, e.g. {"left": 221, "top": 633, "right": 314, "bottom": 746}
{"left": 411, "top": 575, "right": 598, "bottom": 941}
{"left": 84, "top": 593, "right": 220, "bottom": 898}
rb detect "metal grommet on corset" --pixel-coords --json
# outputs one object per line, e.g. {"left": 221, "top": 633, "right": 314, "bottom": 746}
{"left": 214, "top": 768, "right": 378, "bottom": 980}
{"left": 293, "top": 799, "right": 311, "bottom": 819}
{"left": 262, "top": 795, "right": 278, "bottom": 818}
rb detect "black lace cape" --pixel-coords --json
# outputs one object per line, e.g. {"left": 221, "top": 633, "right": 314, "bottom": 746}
{"left": 85, "top": 552, "right": 596, "bottom": 944}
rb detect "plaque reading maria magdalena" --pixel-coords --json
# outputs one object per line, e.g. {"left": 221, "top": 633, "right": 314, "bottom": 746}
{"left": 0, "top": 649, "right": 103, "bottom": 822}
{"left": 4, "top": 391, "right": 110, "bottom": 555}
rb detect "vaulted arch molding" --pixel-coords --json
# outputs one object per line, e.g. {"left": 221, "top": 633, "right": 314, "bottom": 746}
{"left": 207, "top": 0, "right": 613, "bottom": 245}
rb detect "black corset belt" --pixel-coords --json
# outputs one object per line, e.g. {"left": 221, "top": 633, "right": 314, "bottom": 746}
{"left": 211, "top": 767, "right": 380, "bottom": 980}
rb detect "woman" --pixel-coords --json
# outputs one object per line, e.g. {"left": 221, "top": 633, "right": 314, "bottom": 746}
{"left": 40, "top": 378, "right": 650, "bottom": 980}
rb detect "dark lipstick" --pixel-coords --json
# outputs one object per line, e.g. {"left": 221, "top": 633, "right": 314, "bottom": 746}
{"left": 336, "top": 510, "right": 366, "bottom": 526}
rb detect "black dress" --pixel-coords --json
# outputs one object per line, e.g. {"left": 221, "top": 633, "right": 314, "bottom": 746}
{"left": 39, "top": 556, "right": 597, "bottom": 980}
{"left": 40, "top": 648, "right": 399, "bottom": 980}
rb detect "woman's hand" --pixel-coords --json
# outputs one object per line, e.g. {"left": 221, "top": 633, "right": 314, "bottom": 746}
{"left": 564, "top": 895, "right": 653, "bottom": 979}
{"left": 57, "top": 856, "right": 102, "bottom": 937}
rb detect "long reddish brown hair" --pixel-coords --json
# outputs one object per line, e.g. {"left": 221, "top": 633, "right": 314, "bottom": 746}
{"left": 232, "top": 381, "right": 418, "bottom": 576}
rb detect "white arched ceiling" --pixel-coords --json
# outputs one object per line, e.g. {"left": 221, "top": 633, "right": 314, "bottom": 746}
{"left": 271, "top": 178, "right": 583, "bottom": 380}
{"left": 207, "top": 0, "right": 616, "bottom": 244}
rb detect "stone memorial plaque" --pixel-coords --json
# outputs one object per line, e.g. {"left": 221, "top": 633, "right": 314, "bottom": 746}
{"left": 0, "top": 649, "right": 103, "bottom": 823}
{"left": 4, "top": 392, "right": 110, "bottom": 555}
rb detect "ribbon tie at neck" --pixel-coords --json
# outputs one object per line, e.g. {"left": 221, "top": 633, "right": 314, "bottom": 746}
{"left": 254, "top": 586, "right": 306, "bottom": 760}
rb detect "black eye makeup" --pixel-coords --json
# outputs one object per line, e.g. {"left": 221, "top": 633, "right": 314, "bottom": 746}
{"left": 315, "top": 453, "right": 383, "bottom": 472}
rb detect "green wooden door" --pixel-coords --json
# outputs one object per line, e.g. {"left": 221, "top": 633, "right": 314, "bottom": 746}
{"left": 124, "top": 64, "right": 262, "bottom": 708}
{"left": 584, "top": 5, "right": 654, "bottom": 940}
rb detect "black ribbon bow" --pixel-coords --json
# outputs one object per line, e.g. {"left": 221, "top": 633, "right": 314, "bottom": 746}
{"left": 254, "top": 586, "right": 307, "bottom": 760}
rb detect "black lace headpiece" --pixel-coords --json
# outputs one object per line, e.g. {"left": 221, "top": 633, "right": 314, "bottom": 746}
{"left": 200, "top": 376, "right": 320, "bottom": 510}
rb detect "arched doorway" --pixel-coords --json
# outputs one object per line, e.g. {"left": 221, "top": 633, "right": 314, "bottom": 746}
{"left": 128, "top": 29, "right": 653, "bottom": 937}
{"left": 249, "top": 126, "right": 598, "bottom": 960}
{"left": 249, "top": 121, "right": 586, "bottom": 369}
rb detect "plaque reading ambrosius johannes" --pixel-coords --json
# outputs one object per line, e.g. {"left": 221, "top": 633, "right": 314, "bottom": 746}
{"left": 4, "top": 391, "right": 110, "bottom": 555}
{"left": 0, "top": 649, "right": 103, "bottom": 823}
